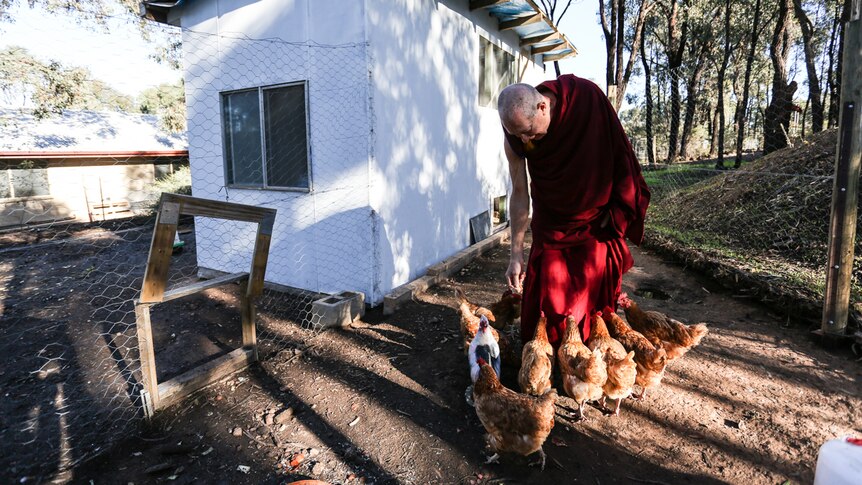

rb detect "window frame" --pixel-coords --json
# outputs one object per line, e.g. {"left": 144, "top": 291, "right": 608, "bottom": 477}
{"left": 478, "top": 36, "right": 516, "bottom": 108}
{"left": 220, "top": 80, "right": 312, "bottom": 193}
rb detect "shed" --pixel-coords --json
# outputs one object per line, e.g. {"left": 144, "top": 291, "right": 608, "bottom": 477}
{"left": 0, "top": 109, "right": 187, "bottom": 227}
{"left": 142, "top": 0, "right": 576, "bottom": 305}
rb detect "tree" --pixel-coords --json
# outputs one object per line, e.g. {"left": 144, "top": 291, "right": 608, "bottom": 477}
{"left": 599, "top": 0, "right": 654, "bottom": 111}
{"left": 714, "top": 0, "right": 732, "bottom": 168}
{"left": 679, "top": 3, "right": 720, "bottom": 161}
{"left": 734, "top": 0, "right": 764, "bottom": 168}
{"left": 0, "top": 46, "right": 133, "bottom": 117}
{"left": 640, "top": 16, "right": 657, "bottom": 165}
{"left": 763, "top": 0, "right": 795, "bottom": 155}
{"left": 138, "top": 81, "right": 186, "bottom": 133}
{"left": 656, "top": 0, "right": 688, "bottom": 162}
{"left": 792, "top": 0, "right": 824, "bottom": 133}
{"left": 538, "top": 0, "right": 574, "bottom": 77}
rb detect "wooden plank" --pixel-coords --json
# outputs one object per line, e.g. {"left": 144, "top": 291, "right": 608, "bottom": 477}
{"left": 532, "top": 41, "right": 565, "bottom": 55}
{"left": 162, "top": 193, "right": 276, "bottom": 224}
{"left": 520, "top": 31, "right": 560, "bottom": 47}
{"left": 161, "top": 272, "right": 249, "bottom": 303}
{"left": 240, "top": 281, "right": 258, "bottom": 362}
{"left": 542, "top": 50, "right": 577, "bottom": 62}
{"left": 134, "top": 303, "right": 159, "bottom": 415}
{"left": 140, "top": 201, "right": 180, "bottom": 303}
{"left": 469, "top": 0, "right": 509, "bottom": 10}
{"left": 499, "top": 13, "right": 542, "bottom": 31}
{"left": 157, "top": 348, "right": 254, "bottom": 410}
{"left": 248, "top": 232, "right": 272, "bottom": 298}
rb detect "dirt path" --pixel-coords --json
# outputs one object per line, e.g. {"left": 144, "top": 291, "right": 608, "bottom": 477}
{"left": 73, "top": 239, "right": 862, "bottom": 485}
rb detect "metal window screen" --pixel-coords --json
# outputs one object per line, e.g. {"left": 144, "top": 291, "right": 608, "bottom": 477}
{"left": 223, "top": 89, "right": 263, "bottom": 186}
{"left": 264, "top": 83, "right": 309, "bottom": 189}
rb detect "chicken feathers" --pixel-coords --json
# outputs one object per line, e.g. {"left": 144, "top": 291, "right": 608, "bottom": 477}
{"left": 473, "top": 358, "right": 556, "bottom": 470}
{"left": 518, "top": 313, "right": 553, "bottom": 396}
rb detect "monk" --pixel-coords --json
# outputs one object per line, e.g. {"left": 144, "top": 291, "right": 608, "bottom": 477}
{"left": 497, "top": 75, "right": 650, "bottom": 348}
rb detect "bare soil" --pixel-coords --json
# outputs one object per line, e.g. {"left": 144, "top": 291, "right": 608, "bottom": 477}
{"left": 69, "top": 236, "right": 862, "bottom": 485}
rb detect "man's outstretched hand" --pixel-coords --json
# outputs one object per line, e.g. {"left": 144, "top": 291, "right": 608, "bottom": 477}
{"left": 506, "top": 257, "right": 526, "bottom": 294}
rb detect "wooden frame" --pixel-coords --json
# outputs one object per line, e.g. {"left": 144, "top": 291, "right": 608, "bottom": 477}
{"left": 135, "top": 193, "right": 276, "bottom": 417}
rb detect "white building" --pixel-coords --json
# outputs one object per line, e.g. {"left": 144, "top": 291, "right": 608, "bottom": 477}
{"left": 142, "top": 0, "right": 576, "bottom": 305}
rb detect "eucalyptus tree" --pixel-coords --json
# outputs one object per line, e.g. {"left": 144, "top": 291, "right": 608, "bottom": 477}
{"left": 599, "top": 0, "right": 654, "bottom": 111}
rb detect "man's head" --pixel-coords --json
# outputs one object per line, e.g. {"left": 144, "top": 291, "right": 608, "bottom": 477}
{"left": 497, "top": 83, "right": 552, "bottom": 143}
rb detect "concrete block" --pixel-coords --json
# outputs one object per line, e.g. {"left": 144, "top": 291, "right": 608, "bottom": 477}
{"left": 312, "top": 291, "right": 365, "bottom": 328}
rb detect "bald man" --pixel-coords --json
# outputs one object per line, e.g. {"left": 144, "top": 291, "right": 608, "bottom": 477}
{"left": 497, "top": 75, "right": 650, "bottom": 347}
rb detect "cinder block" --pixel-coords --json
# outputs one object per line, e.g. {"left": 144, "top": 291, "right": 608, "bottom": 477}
{"left": 311, "top": 291, "right": 365, "bottom": 329}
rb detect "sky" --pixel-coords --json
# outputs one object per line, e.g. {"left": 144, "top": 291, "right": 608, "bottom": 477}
{"left": 0, "top": 2, "right": 182, "bottom": 100}
{"left": 0, "top": 1, "right": 609, "bottom": 104}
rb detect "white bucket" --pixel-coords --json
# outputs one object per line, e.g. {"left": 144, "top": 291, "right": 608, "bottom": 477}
{"left": 813, "top": 437, "right": 862, "bottom": 485}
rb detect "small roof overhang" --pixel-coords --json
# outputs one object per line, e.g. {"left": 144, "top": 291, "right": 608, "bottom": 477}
{"left": 141, "top": 0, "right": 577, "bottom": 64}
{"left": 470, "top": 0, "right": 577, "bottom": 63}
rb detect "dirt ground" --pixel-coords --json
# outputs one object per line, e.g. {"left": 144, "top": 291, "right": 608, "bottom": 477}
{"left": 67, "top": 235, "right": 861, "bottom": 485}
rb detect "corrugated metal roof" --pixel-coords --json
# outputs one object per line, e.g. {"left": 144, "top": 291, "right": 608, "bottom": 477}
{"left": 0, "top": 109, "right": 188, "bottom": 155}
{"left": 141, "top": 0, "right": 577, "bottom": 64}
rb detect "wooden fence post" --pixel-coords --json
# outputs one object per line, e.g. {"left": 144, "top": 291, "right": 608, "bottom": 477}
{"left": 823, "top": 0, "right": 862, "bottom": 337}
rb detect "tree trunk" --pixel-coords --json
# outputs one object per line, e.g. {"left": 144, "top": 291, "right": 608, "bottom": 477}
{"left": 601, "top": 0, "right": 651, "bottom": 111}
{"left": 680, "top": 17, "right": 718, "bottom": 161}
{"left": 828, "top": 0, "right": 851, "bottom": 127}
{"left": 641, "top": 24, "right": 655, "bottom": 166}
{"left": 763, "top": 0, "right": 793, "bottom": 155}
{"left": 709, "top": 104, "right": 719, "bottom": 158}
{"left": 792, "top": 0, "right": 823, "bottom": 133}
{"left": 664, "top": 1, "right": 686, "bottom": 163}
{"left": 735, "top": 0, "right": 762, "bottom": 167}
{"left": 716, "top": 0, "right": 732, "bottom": 168}
{"left": 600, "top": 0, "right": 618, "bottom": 96}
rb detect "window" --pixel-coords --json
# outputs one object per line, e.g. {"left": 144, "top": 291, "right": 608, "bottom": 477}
{"left": 478, "top": 37, "right": 515, "bottom": 108}
{"left": 222, "top": 82, "right": 310, "bottom": 191}
{"left": 1, "top": 162, "right": 50, "bottom": 199}
{"left": 492, "top": 194, "right": 508, "bottom": 227}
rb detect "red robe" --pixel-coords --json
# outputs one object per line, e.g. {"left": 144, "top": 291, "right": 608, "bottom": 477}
{"left": 505, "top": 75, "right": 650, "bottom": 347}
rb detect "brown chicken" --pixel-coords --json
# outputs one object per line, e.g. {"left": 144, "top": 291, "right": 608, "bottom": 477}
{"left": 558, "top": 315, "right": 607, "bottom": 420}
{"left": 618, "top": 293, "right": 709, "bottom": 362}
{"left": 455, "top": 287, "right": 522, "bottom": 331}
{"left": 518, "top": 312, "right": 554, "bottom": 396}
{"left": 457, "top": 288, "right": 501, "bottom": 353}
{"left": 587, "top": 312, "right": 636, "bottom": 416}
{"left": 602, "top": 307, "right": 667, "bottom": 400}
{"left": 473, "top": 357, "right": 557, "bottom": 470}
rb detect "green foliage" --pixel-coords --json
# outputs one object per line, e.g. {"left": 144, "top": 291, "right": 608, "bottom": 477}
{"left": 0, "top": 46, "right": 134, "bottom": 117}
{"left": 152, "top": 164, "right": 191, "bottom": 197}
{"left": 138, "top": 81, "right": 186, "bottom": 133}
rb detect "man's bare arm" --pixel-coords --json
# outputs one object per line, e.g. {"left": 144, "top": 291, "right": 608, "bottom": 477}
{"left": 505, "top": 138, "right": 529, "bottom": 292}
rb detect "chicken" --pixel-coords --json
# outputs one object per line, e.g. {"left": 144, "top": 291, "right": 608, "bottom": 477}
{"left": 602, "top": 307, "right": 667, "bottom": 400}
{"left": 455, "top": 287, "right": 522, "bottom": 331}
{"left": 617, "top": 293, "right": 709, "bottom": 362}
{"left": 518, "top": 312, "right": 553, "bottom": 396}
{"left": 601, "top": 350, "right": 636, "bottom": 416}
{"left": 457, "top": 288, "right": 501, "bottom": 353}
{"left": 473, "top": 357, "right": 557, "bottom": 470}
{"left": 557, "top": 315, "right": 607, "bottom": 420}
{"left": 587, "top": 312, "right": 636, "bottom": 416}
{"left": 487, "top": 289, "right": 522, "bottom": 331}
{"left": 469, "top": 315, "right": 501, "bottom": 381}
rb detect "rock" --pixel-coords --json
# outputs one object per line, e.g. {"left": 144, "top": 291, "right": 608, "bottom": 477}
{"left": 231, "top": 427, "right": 243, "bottom": 437}
{"left": 264, "top": 412, "right": 274, "bottom": 426}
{"left": 312, "top": 462, "right": 325, "bottom": 475}
{"left": 274, "top": 408, "right": 294, "bottom": 424}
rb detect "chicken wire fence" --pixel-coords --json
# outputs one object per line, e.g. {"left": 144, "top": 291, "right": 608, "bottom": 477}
{"left": 1, "top": 15, "right": 372, "bottom": 483}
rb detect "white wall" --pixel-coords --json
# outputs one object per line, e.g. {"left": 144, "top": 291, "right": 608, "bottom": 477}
{"left": 180, "top": 0, "right": 376, "bottom": 300}
{"left": 364, "top": 0, "right": 549, "bottom": 294}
